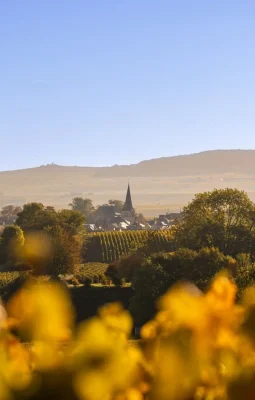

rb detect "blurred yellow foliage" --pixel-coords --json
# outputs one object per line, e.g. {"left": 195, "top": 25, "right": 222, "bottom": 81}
{"left": 2, "top": 274, "right": 255, "bottom": 399}
{"left": 23, "top": 232, "right": 53, "bottom": 270}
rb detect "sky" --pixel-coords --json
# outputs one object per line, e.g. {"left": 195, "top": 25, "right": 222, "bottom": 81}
{"left": 1, "top": 1, "right": 255, "bottom": 170}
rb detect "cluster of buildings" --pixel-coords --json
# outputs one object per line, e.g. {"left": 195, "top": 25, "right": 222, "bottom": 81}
{"left": 0, "top": 184, "right": 181, "bottom": 234}
{"left": 85, "top": 184, "right": 181, "bottom": 232}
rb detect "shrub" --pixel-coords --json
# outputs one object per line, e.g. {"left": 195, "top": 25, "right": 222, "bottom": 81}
{"left": 0, "top": 271, "right": 29, "bottom": 301}
{"left": 0, "top": 272, "right": 21, "bottom": 293}
{"left": 98, "top": 273, "right": 107, "bottom": 285}
{"left": 75, "top": 273, "right": 89, "bottom": 285}
{"left": 235, "top": 263, "right": 255, "bottom": 296}
{"left": 114, "top": 253, "right": 145, "bottom": 282}
{"left": 70, "top": 277, "right": 80, "bottom": 286}
{"left": 105, "top": 264, "right": 122, "bottom": 286}
{"left": 84, "top": 276, "right": 92, "bottom": 287}
{"left": 236, "top": 253, "right": 252, "bottom": 268}
{"left": 0, "top": 225, "right": 25, "bottom": 264}
{"left": 130, "top": 247, "right": 236, "bottom": 324}
{"left": 92, "top": 274, "right": 99, "bottom": 284}
{"left": 3, "top": 261, "right": 33, "bottom": 272}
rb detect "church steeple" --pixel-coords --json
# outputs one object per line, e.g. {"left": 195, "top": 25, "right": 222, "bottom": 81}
{"left": 123, "top": 183, "right": 134, "bottom": 212}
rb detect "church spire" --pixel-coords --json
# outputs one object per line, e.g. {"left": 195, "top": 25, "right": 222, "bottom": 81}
{"left": 123, "top": 183, "right": 134, "bottom": 211}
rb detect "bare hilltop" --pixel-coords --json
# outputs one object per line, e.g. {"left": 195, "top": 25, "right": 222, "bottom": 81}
{"left": 1, "top": 150, "right": 255, "bottom": 216}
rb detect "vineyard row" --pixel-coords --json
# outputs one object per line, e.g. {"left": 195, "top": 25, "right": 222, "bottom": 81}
{"left": 83, "top": 230, "right": 175, "bottom": 263}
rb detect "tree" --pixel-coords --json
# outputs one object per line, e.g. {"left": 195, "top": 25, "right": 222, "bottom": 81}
{"left": 118, "top": 253, "right": 145, "bottom": 282}
{"left": 69, "top": 198, "right": 94, "bottom": 218}
{"left": 16, "top": 203, "right": 85, "bottom": 235}
{"left": 22, "top": 226, "right": 82, "bottom": 276}
{"left": 235, "top": 263, "right": 255, "bottom": 296}
{"left": 105, "top": 264, "right": 122, "bottom": 286}
{"left": 15, "top": 203, "right": 85, "bottom": 275}
{"left": 129, "top": 261, "right": 169, "bottom": 325}
{"left": 0, "top": 205, "right": 22, "bottom": 224}
{"left": 43, "top": 226, "right": 82, "bottom": 276}
{"left": 108, "top": 200, "right": 124, "bottom": 212}
{"left": 135, "top": 213, "right": 146, "bottom": 225}
{"left": 175, "top": 189, "right": 255, "bottom": 256}
{"left": 16, "top": 203, "right": 58, "bottom": 232}
{"left": 58, "top": 209, "right": 85, "bottom": 235}
{"left": 129, "top": 248, "right": 235, "bottom": 325}
{"left": 0, "top": 225, "right": 25, "bottom": 264}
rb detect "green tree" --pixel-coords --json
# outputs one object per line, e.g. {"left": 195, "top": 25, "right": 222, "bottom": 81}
{"left": 0, "top": 205, "right": 22, "bottom": 224}
{"left": 175, "top": 189, "right": 255, "bottom": 256}
{"left": 108, "top": 199, "right": 124, "bottom": 212}
{"left": 15, "top": 203, "right": 85, "bottom": 275}
{"left": 58, "top": 209, "right": 85, "bottom": 235}
{"left": 105, "top": 264, "right": 122, "bottom": 286}
{"left": 0, "top": 225, "right": 25, "bottom": 264}
{"left": 129, "top": 248, "right": 235, "bottom": 325}
{"left": 22, "top": 226, "right": 82, "bottom": 276}
{"left": 69, "top": 198, "right": 94, "bottom": 218}
{"left": 44, "top": 226, "right": 82, "bottom": 276}
{"left": 16, "top": 203, "right": 58, "bottom": 232}
{"left": 118, "top": 253, "right": 145, "bottom": 282}
{"left": 129, "top": 261, "right": 169, "bottom": 325}
{"left": 235, "top": 264, "right": 255, "bottom": 296}
{"left": 233, "top": 253, "right": 255, "bottom": 296}
{"left": 16, "top": 203, "right": 85, "bottom": 235}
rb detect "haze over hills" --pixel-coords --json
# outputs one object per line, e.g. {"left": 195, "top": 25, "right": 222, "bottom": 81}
{"left": 1, "top": 150, "right": 255, "bottom": 217}
{"left": 94, "top": 150, "right": 255, "bottom": 177}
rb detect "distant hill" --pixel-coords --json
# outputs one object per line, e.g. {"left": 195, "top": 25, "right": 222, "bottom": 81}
{"left": 2, "top": 150, "right": 255, "bottom": 178}
{"left": 93, "top": 150, "right": 255, "bottom": 177}
{"left": 1, "top": 150, "right": 255, "bottom": 216}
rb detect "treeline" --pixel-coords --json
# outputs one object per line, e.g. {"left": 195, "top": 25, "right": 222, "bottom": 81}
{"left": 0, "top": 202, "right": 171, "bottom": 272}
{"left": 104, "top": 188, "right": 255, "bottom": 324}
{"left": 0, "top": 203, "right": 85, "bottom": 275}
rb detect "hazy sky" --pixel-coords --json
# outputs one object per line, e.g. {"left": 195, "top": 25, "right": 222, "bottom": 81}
{"left": 1, "top": 1, "right": 255, "bottom": 170}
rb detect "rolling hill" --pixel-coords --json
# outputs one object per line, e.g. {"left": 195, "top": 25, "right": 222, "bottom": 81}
{"left": 93, "top": 150, "right": 255, "bottom": 177}
{"left": 1, "top": 150, "right": 255, "bottom": 216}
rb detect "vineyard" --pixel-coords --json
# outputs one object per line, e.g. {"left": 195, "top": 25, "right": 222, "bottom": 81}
{"left": 76, "top": 263, "right": 108, "bottom": 284}
{"left": 83, "top": 230, "right": 175, "bottom": 263}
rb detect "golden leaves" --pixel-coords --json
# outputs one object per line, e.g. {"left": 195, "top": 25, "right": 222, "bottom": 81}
{"left": 2, "top": 275, "right": 255, "bottom": 399}
{"left": 7, "top": 280, "right": 74, "bottom": 342}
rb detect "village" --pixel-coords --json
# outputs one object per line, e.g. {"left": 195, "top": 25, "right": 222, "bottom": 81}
{"left": 84, "top": 184, "right": 181, "bottom": 232}
{"left": 0, "top": 184, "right": 181, "bottom": 233}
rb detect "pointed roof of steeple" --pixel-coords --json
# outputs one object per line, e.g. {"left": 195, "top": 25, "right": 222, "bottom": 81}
{"left": 123, "top": 183, "right": 134, "bottom": 212}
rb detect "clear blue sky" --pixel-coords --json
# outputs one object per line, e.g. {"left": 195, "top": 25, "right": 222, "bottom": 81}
{"left": 1, "top": 1, "right": 255, "bottom": 171}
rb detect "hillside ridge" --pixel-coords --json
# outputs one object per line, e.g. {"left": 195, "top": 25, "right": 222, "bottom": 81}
{"left": 1, "top": 149, "right": 254, "bottom": 175}
{"left": 1, "top": 149, "right": 255, "bottom": 214}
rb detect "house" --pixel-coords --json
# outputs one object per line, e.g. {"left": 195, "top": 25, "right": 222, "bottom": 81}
{"left": 91, "top": 184, "right": 137, "bottom": 231}
{"left": 165, "top": 212, "right": 182, "bottom": 224}
{"left": 148, "top": 212, "right": 181, "bottom": 230}
{"left": 127, "top": 221, "right": 147, "bottom": 231}
{"left": 84, "top": 224, "right": 104, "bottom": 232}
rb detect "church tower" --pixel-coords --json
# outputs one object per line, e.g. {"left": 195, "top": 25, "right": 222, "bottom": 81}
{"left": 122, "top": 183, "right": 136, "bottom": 224}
